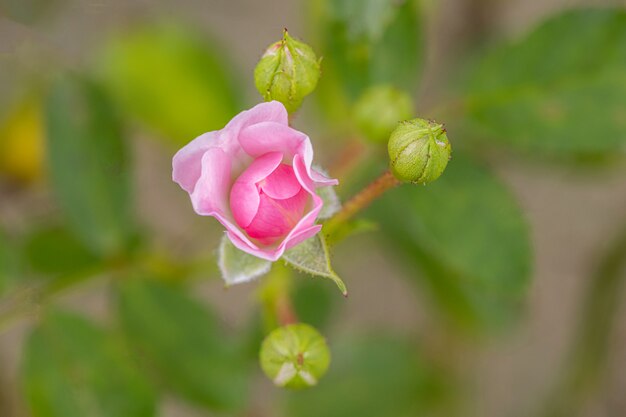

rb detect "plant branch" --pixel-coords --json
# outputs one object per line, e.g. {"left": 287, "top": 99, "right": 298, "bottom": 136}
{"left": 324, "top": 170, "right": 401, "bottom": 236}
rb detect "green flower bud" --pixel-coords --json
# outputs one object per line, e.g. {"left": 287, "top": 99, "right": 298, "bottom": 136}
{"left": 259, "top": 323, "right": 330, "bottom": 389}
{"left": 388, "top": 119, "right": 452, "bottom": 184}
{"left": 254, "top": 30, "right": 321, "bottom": 114}
{"left": 353, "top": 85, "right": 414, "bottom": 143}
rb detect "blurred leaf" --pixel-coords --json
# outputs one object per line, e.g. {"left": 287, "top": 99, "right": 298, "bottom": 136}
{"left": 218, "top": 235, "right": 271, "bottom": 285}
{"left": 370, "top": 153, "right": 531, "bottom": 329}
{"left": 285, "top": 335, "right": 445, "bottom": 417}
{"left": 116, "top": 278, "right": 250, "bottom": 412}
{"left": 283, "top": 235, "right": 347, "bottom": 296}
{"left": 463, "top": 9, "right": 626, "bottom": 156}
{"left": 45, "top": 75, "right": 134, "bottom": 256}
{"left": 311, "top": 0, "right": 423, "bottom": 119}
{"left": 99, "top": 23, "right": 241, "bottom": 145}
{"left": 23, "top": 226, "right": 100, "bottom": 277}
{"left": 22, "top": 309, "right": 156, "bottom": 417}
{"left": 0, "top": 229, "right": 19, "bottom": 295}
{"left": 292, "top": 276, "right": 336, "bottom": 329}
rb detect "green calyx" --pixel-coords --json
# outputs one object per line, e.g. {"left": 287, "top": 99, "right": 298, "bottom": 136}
{"left": 388, "top": 118, "right": 452, "bottom": 184}
{"left": 254, "top": 30, "right": 321, "bottom": 114}
{"left": 259, "top": 323, "right": 330, "bottom": 389}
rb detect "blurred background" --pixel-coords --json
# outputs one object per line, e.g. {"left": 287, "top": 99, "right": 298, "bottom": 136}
{"left": 1, "top": 0, "right": 626, "bottom": 416}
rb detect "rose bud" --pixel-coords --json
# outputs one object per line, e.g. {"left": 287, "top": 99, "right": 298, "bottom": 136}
{"left": 172, "top": 101, "right": 338, "bottom": 261}
{"left": 254, "top": 30, "right": 321, "bottom": 114}
{"left": 353, "top": 85, "right": 414, "bottom": 143}
{"left": 259, "top": 323, "right": 330, "bottom": 389}
{"left": 388, "top": 118, "right": 452, "bottom": 185}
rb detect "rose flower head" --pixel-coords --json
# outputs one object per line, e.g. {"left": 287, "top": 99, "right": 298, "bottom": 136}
{"left": 172, "top": 101, "right": 337, "bottom": 261}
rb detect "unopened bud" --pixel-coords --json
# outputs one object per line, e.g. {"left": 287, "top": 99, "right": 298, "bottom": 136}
{"left": 388, "top": 119, "right": 451, "bottom": 184}
{"left": 353, "top": 85, "right": 414, "bottom": 143}
{"left": 259, "top": 323, "right": 330, "bottom": 389}
{"left": 254, "top": 30, "right": 321, "bottom": 113}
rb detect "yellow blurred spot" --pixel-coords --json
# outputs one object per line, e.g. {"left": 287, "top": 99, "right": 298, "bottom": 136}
{"left": 0, "top": 98, "right": 45, "bottom": 184}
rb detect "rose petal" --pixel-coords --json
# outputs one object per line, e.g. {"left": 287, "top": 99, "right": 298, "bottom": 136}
{"left": 189, "top": 148, "right": 231, "bottom": 215}
{"left": 223, "top": 101, "right": 288, "bottom": 141}
{"left": 239, "top": 122, "right": 309, "bottom": 159}
{"left": 311, "top": 169, "right": 339, "bottom": 187}
{"left": 172, "top": 131, "right": 217, "bottom": 193}
{"left": 260, "top": 164, "right": 301, "bottom": 200}
{"left": 230, "top": 152, "right": 283, "bottom": 228}
{"left": 244, "top": 188, "right": 309, "bottom": 241}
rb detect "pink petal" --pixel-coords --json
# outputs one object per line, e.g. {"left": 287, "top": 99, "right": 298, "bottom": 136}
{"left": 311, "top": 169, "right": 339, "bottom": 187}
{"left": 259, "top": 164, "right": 301, "bottom": 200}
{"left": 222, "top": 101, "right": 288, "bottom": 140}
{"left": 172, "top": 131, "right": 217, "bottom": 193}
{"left": 230, "top": 152, "right": 283, "bottom": 228}
{"left": 282, "top": 225, "right": 323, "bottom": 251}
{"left": 239, "top": 122, "right": 309, "bottom": 159}
{"left": 244, "top": 188, "right": 309, "bottom": 241}
{"left": 189, "top": 148, "right": 232, "bottom": 215}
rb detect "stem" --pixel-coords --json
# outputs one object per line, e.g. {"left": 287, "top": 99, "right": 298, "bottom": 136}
{"left": 324, "top": 170, "right": 401, "bottom": 236}
{"left": 539, "top": 227, "right": 626, "bottom": 417}
{"left": 276, "top": 291, "right": 298, "bottom": 326}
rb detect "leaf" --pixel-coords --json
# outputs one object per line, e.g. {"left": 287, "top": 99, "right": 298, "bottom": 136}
{"left": 292, "top": 276, "right": 336, "bottom": 329}
{"left": 22, "top": 309, "right": 156, "bottom": 417}
{"left": 311, "top": 0, "right": 424, "bottom": 120}
{"left": 45, "top": 75, "right": 134, "bottom": 256}
{"left": 285, "top": 335, "right": 446, "bottom": 417}
{"left": 462, "top": 8, "right": 626, "bottom": 156}
{"left": 116, "top": 278, "right": 250, "bottom": 412}
{"left": 369, "top": 153, "right": 532, "bottom": 330}
{"left": 283, "top": 234, "right": 347, "bottom": 296}
{"left": 218, "top": 235, "right": 271, "bottom": 285}
{"left": 23, "top": 226, "right": 100, "bottom": 277}
{"left": 0, "top": 229, "right": 19, "bottom": 295}
{"left": 98, "top": 23, "right": 241, "bottom": 146}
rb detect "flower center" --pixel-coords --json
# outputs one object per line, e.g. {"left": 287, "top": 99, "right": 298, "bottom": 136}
{"left": 230, "top": 156, "right": 309, "bottom": 244}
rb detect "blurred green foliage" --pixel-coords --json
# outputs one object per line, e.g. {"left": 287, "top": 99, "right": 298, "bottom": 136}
{"left": 285, "top": 335, "right": 447, "bottom": 417}
{"left": 371, "top": 153, "right": 531, "bottom": 329}
{"left": 23, "top": 309, "right": 157, "bottom": 417}
{"left": 99, "top": 24, "right": 241, "bottom": 146}
{"left": 310, "top": 0, "right": 423, "bottom": 121}
{"left": 116, "top": 278, "right": 250, "bottom": 412}
{"left": 463, "top": 9, "right": 626, "bottom": 156}
{"left": 0, "top": 2, "right": 624, "bottom": 417}
{"left": 46, "top": 76, "right": 134, "bottom": 257}
{"left": 23, "top": 226, "right": 100, "bottom": 277}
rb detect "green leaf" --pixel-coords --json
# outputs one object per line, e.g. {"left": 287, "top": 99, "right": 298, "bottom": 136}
{"left": 218, "top": 235, "right": 271, "bottom": 285}
{"left": 369, "top": 153, "right": 532, "bottom": 329}
{"left": 292, "top": 276, "right": 337, "bottom": 330}
{"left": 45, "top": 75, "right": 134, "bottom": 256}
{"left": 463, "top": 8, "right": 626, "bottom": 156}
{"left": 283, "top": 234, "right": 347, "bottom": 296}
{"left": 311, "top": 0, "right": 423, "bottom": 119}
{"left": 22, "top": 309, "right": 156, "bottom": 417}
{"left": 0, "top": 229, "right": 19, "bottom": 295}
{"left": 285, "top": 335, "right": 446, "bottom": 417}
{"left": 116, "top": 278, "right": 250, "bottom": 412}
{"left": 23, "top": 226, "right": 100, "bottom": 277}
{"left": 99, "top": 23, "right": 241, "bottom": 146}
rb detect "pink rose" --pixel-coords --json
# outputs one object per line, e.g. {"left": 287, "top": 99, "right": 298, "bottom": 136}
{"left": 172, "top": 101, "right": 338, "bottom": 261}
